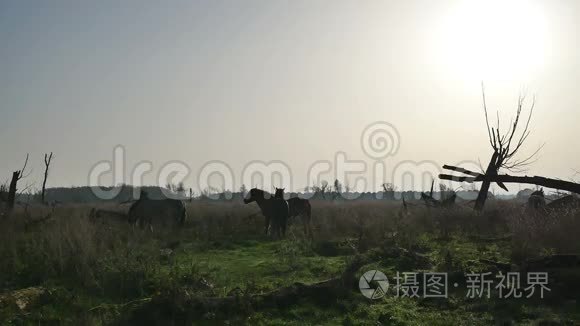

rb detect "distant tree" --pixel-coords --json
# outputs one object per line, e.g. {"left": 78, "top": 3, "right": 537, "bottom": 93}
{"left": 0, "top": 182, "right": 8, "bottom": 203}
{"left": 176, "top": 182, "right": 186, "bottom": 197}
{"left": 333, "top": 179, "right": 342, "bottom": 194}
{"left": 439, "top": 183, "right": 455, "bottom": 201}
{"left": 312, "top": 181, "right": 329, "bottom": 199}
{"left": 201, "top": 186, "right": 220, "bottom": 199}
{"left": 41, "top": 152, "right": 53, "bottom": 204}
{"left": 344, "top": 182, "right": 351, "bottom": 194}
{"left": 382, "top": 183, "right": 397, "bottom": 200}
{"left": 333, "top": 179, "right": 342, "bottom": 199}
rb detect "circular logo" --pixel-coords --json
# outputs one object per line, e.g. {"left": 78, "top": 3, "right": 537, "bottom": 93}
{"left": 360, "top": 121, "right": 400, "bottom": 159}
{"left": 359, "top": 270, "right": 389, "bottom": 299}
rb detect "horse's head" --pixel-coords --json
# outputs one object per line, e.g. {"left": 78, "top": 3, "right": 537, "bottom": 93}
{"left": 244, "top": 188, "right": 273, "bottom": 203}
{"left": 530, "top": 188, "right": 544, "bottom": 198}
{"left": 274, "top": 188, "right": 285, "bottom": 199}
{"left": 244, "top": 188, "right": 261, "bottom": 204}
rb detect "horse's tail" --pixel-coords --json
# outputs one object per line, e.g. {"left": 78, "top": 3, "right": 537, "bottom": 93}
{"left": 302, "top": 199, "right": 313, "bottom": 239}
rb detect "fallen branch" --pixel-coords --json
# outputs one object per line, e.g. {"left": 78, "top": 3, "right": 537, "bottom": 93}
{"left": 440, "top": 169, "right": 580, "bottom": 195}
{"left": 442, "top": 165, "right": 483, "bottom": 178}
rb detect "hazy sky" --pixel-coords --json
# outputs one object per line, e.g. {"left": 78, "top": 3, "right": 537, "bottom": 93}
{"left": 1, "top": 0, "right": 579, "bottom": 193}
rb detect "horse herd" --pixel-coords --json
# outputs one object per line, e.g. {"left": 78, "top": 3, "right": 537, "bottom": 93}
{"left": 118, "top": 188, "right": 312, "bottom": 238}
{"left": 244, "top": 188, "right": 312, "bottom": 238}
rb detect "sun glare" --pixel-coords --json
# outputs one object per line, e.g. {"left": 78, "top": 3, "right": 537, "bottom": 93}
{"left": 438, "top": 0, "right": 547, "bottom": 82}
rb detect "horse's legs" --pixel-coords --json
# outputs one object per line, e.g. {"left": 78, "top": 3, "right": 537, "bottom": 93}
{"left": 269, "top": 218, "right": 277, "bottom": 238}
{"left": 264, "top": 215, "right": 271, "bottom": 235}
{"left": 305, "top": 209, "right": 313, "bottom": 239}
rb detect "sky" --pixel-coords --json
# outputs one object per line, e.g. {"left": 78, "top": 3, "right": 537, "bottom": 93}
{"left": 1, "top": 0, "right": 579, "bottom": 194}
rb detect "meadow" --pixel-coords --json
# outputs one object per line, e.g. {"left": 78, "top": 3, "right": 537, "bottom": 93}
{"left": 1, "top": 198, "right": 579, "bottom": 325}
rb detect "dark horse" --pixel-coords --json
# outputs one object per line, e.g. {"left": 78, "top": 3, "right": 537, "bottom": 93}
{"left": 275, "top": 188, "right": 312, "bottom": 238}
{"left": 128, "top": 190, "right": 187, "bottom": 231}
{"left": 244, "top": 188, "right": 288, "bottom": 238}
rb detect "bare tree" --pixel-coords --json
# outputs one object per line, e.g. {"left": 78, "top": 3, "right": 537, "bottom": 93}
{"left": 332, "top": 179, "right": 342, "bottom": 199}
{"left": 176, "top": 182, "right": 186, "bottom": 198}
{"left": 312, "top": 181, "right": 329, "bottom": 199}
{"left": 7, "top": 154, "right": 31, "bottom": 212}
{"left": 0, "top": 180, "right": 7, "bottom": 197}
{"left": 41, "top": 152, "right": 53, "bottom": 204}
{"left": 382, "top": 182, "right": 396, "bottom": 200}
{"left": 0, "top": 182, "right": 8, "bottom": 215}
{"left": 474, "top": 85, "right": 542, "bottom": 210}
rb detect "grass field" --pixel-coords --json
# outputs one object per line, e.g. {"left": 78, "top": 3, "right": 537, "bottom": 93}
{"left": 1, "top": 199, "right": 579, "bottom": 325}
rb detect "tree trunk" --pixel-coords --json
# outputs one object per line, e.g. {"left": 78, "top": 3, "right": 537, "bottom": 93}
{"left": 41, "top": 152, "right": 53, "bottom": 205}
{"left": 41, "top": 169, "right": 48, "bottom": 204}
{"left": 440, "top": 172, "right": 580, "bottom": 196}
{"left": 474, "top": 151, "right": 499, "bottom": 211}
{"left": 41, "top": 175, "right": 48, "bottom": 204}
{"left": 7, "top": 171, "right": 19, "bottom": 211}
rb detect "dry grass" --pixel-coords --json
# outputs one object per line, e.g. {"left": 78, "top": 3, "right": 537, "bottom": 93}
{"left": 2, "top": 199, "right": 577, "bottom": 287}
{"left": 1, "top": 198, "right": 579, "bottom": 323}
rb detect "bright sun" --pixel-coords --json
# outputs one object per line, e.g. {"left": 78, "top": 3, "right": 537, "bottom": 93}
{"left": 438, "top": 0, "right": 547, "bottom": 82}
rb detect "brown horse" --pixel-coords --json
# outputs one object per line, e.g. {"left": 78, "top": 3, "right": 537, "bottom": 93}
{"left": 244, "top": 188, "right": 288, "bottom": 238}
{"left": 128, "top": 190, "right": 187, "bottom": 231}
{"left": 275, "top": 188, "right": 312, "bottom": 238}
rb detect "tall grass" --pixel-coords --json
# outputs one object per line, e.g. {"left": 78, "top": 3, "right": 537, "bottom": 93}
{"left": 1, "top": 198, "right": 577, "bottom": 297}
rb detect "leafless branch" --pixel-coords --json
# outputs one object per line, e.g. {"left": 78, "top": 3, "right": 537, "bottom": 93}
{"left": 481, "top": 82, "right": 495, "bottom": 149}
{"left": 481, "top": 86, "right": 539, "bottom": 172}
{"left": 17, "top": 153, "right": 31, "bottom": 180}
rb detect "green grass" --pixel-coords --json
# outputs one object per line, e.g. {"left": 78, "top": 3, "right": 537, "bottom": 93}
{"left": 2, "top": 201, "right": 580, "bottom": 325}
{"left": 3, "top": 237, "right": 578, "bottom": 325}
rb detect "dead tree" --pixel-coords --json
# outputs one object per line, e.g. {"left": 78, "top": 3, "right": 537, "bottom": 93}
{"left": 382, "top": 183, "right": 396, "bottom": 200}
{"left": 0, "top": 183, "right": 7, "bottom": 202}
{"left": 464, "top": 85, "right": 541, "bottom": 210}
{"left": 439, "top": 165, "right": 580, "bottom": 196}
{"left": 420, "top": 180, "right": 457, "bottom": 208}
{"left": 7, "top": 154, "right": 31, "bottom": 212}
{"left": 41, "top": 152, "right": 53, "bottom": 204}
{"left": 421, "top": 180, "right": 439, "bottom": 207}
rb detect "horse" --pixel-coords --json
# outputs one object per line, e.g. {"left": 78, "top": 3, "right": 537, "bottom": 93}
{"left": 274, "top": 188, "right": 312, "bottom": 238}
{"left": 244, "top": 188, "right": 288, "bottom": 238}
{"left": 547, "top": 195, "right": 580, "bottom": 211}
{"left": 89, "top": 208, "right": 129, "bottom": 225}
{"left": 527, "top": 189, "right": 546, "bottom": 209}
{"left": 128, "top": 190, "right": 187, "bottom": 231}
